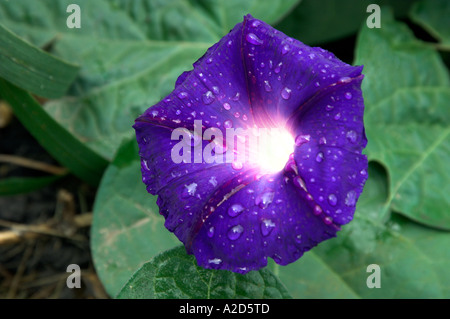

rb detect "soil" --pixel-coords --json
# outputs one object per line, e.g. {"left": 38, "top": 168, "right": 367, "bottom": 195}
{"left": 0, "top": 113, "right": 108, "bottom": 299}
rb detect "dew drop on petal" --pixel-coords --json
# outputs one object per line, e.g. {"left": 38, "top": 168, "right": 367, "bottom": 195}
{"left": 227, "top": 225, "right": 244, "bottom": 240}
{"left": 313, "top": 205, "right": 322, "bottom": 215}
{"left": 207, "top": 226, "right": 215, "bottom": 238}
{"left": 328, "top": 194, "right": 337, "bottom": 206}
{"left": 264, "top": 80, "right": 272, "bottom": 92}
{"left": 274, "top": 62, "right": 282, "bottom": 74}
{"left": 334, "top": 113, "right": 341, "bottom": 120}
{"left": 345, "top": 92, "right": 353, "bottom": 100}
{"left": 346, "top": 130, "right": 357, "bottom": 143}
{"left": 255, "top": 191, "right": 275, "bottom": 209}
{"left": 345, "top": 190, "right": 357, "bottom": 207}
{"left": 231, "top": 161, "right": 243, "bottom": 170}
{"left": 182, "top": 183, "right": 197, "bottom": 198}
{"left": 251, "top": 20, "right": 261, "bottom": 28}
{"left": 338, "top": 76, "right": 352, "bottom": 84}
{"left": 223, "top": 102, "right": 231, "bottom": 110}
{"left": 246, "top": 33, "right": 263, "bottom": 45}
{"left": 293, "top": 176, "right": 307, "bottom": 192}
{"left": 295, "top": 234, "right": 302, "bottom": 244}
{"left": 208, "top": 258, "right": 222, "bottom": 265}
{"left": 281, "top": 44, "right": 291, "bottom": 55}
{"left": 212, "top": 86, "right": 220, "bottom": 95}
{"left": 323, "top": 216, "right": 333, "bottom": 225}
{"left": 177, "top": 91, "right": 188, "bottom": 99}
{"left": 228, "top": 204, "right": 244, "bottom": 217}
{"left": 281, "top": 87, "right": 292, "bottom": 100}
{"left": 224, "top": 120, "right": 233, "bottom": 128}
{"left": 260, "top": 219, "right": 276, "bottom": 237}
{"left": 315, "top": 152, "right": 324, "bottom": 163}
{"left": 326, "top": 104, "right": 334, "bottom": 111}
{"left": 295, "top": 134, "right": 311, "bottom": 146}
{"left": 202, "top": 91, "right": 215, "bottom": 104}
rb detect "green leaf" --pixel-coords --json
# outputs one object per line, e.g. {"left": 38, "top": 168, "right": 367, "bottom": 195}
{"left": 91, "top": 139, "right": 179, "bottom": 297}
{"left": 354, "top": 9, "right": 450, "bottom": 229}
{"left": 0, "top": 24, "right": 79, "bottom": 98}
{"left": 0, "top": 175, "right": 62, "bottom": 195}
{"left": 117, "top": 246, "right": 291, "bottom": 299}
{"left": 0, "top": 0, "right": 300, "bottom": 160}
{"left": 0, "top": 80, "right": 108, "bottom": 186}
{"left": 410, "top": 0, "right": 450, "bottom": 50}
{"left": 275, "top": 0, "right": 419, "bottom": 45}
{"left": 275, "top": 163, "right": 450, "bottom": 298}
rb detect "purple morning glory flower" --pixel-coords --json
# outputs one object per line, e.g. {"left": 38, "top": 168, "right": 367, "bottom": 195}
{"left": 133, "top": 15, "right": 368, "bottom": 274}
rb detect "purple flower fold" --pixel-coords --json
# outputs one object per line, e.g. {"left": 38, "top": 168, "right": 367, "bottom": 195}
{"left": 134, "top": 15, "right": 368, "bottom": 273}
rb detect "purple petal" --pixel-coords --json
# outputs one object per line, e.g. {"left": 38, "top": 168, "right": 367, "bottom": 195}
{"left": 134, "top": 14, "right": 368, "bottom": 273}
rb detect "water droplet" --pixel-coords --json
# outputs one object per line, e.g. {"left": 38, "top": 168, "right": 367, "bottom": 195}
{"left": 212, "top": 86, "right": 220, "bottom": 95}
{"left": 281, "top": 87, "right": 291, "bottom": 100}
{"left": 207, "top": 226, "right": 215, "bottom": 238}
{"left": 338, "top": 76, "right": 351, "bottom": 84}
{"left": 344, "top": 92, "right": 352, "bottom": 100}
{"left": 315, "top": 152, "right": 324, "bottom": 163}
{"left": 328, "top": 194, "right": 337, "bottom": 206}
{"left": 346, "top": 130, "right": 357, "bottom": 143}
{"left": 208, "top": 258, "right": 222, "bottom": 265}
{"left": 313, "top": 205, "right": 322, "bottom": 215}
{"left": 293, "top": 176, "right": 307, "bottom": 191}
{"left": 209, "top": 176, "right": 218, "bottom": 187}
{"left": 345, "top": 190, "right": 357, "bottom": 207}
{"left": 326, "top": 104, "right": 334, "bottom": 111}
{"left": 223, "top": 102, "right": 231, "bottom": 110}
{"left": 228, "top": 204, "right": 244, "bottom": 217}
{"left": 232, "top": 92, "right": 240, "bottom": 101}
{"left": 182, "top": 183, "right": 197, "bottom": 198}
{"left": 334, "top": 113, "right": 341, "bottom": 120}
{"left": 295, "top": 234, "right": 302, "bottom": 244}
{"left": 234, "top": 112, "right": 240, "bottom": 118}
{"left": 255, "top": 191, "right": 275, "bottom": 209}
{"left": 281, "top": 44, "right": 291, "bottom": 55}
{"left": 231, "top": 161, "right": 243, "bottom": 170}
{"left": 202, "top": 91, "right": 215, "bottom": 104}
{"left": 206, "top": 57, "right": 213, "bottom": 64}
{"left": 177, "top": 91, "right": 188, "bottom": 99}
{"left": 251, "top": 20, "right": 261, "bottom": 28}
{"left": 246, "top": 33, "right": 263, "bottom": 45}
{"left": 227, "top": 225, "right": 244, "bottom": 240}
{"left": 224, "top": 120, "right": 233, "bottom": 128}
{"left": 319, "top": 137, "right": 327, "bottom": 145}
{"left": 360, "top": 169, "right": 367, "bottom": 176}
{"left": 260, "top": 219, "right": 276, "bottom": 236}
{"left": 323, "top": 216, "right": 333, "bottom": 225}
{"left": 227, "top": 40, "right": 233, "bottom": 47}
{"left": 295, "top": 134, "right": 311, "bottom": 146}
{"left": 264, "top": 80, "right": 272, "bottom": 92}
{"left": 274, "top": 62, "right": 282, "bottom": 74}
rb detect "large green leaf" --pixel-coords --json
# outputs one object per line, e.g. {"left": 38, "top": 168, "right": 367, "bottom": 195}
{"left": 275, "top": 0, "right": 418, "bottom": 45}
{"left": 410, "top": 0, "right": 450, "bottom": 50}
{"left": 117, "top": 246, "right": 291, "bottom": 299}
{"left": 0, "top": 0, "right": 300, "bottom": 160}
{"left": 91, "top": 139, "right": 179, "bottom": 297}
{"left": 0, "top": 24, "right": 78, "bottom": 98}
{"left": 354, "top": 10, "right": 450, "bottom": 229}
{"left": 0, "top": 80, "right": 108, "bottom": 186}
